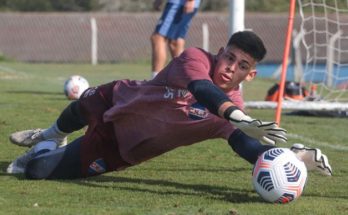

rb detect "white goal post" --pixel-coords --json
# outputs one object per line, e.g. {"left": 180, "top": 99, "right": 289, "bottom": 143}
{"left": 245, "top": 0, "right": 348, "bottom": 121}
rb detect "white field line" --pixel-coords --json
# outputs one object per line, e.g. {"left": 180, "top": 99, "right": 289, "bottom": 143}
{"left": 0, "top": 65, "right": 27, "bottom": 75}
{"left": 0, "top": 65, "right": 19, "bottom": 73}
{"left": 288, "top": 133, "right": 348, "bottom": 151}
{"left": 0, "top": 65, "right": 30, "bottom": 80}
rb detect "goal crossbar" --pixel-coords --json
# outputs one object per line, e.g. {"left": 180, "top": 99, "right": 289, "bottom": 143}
{"left": 245, "top": 100, "right": 348, "bottom": 111}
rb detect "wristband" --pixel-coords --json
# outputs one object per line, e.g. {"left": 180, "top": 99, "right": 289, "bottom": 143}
{"left": 223, "top": 106, "right": 242, "bottom": 120}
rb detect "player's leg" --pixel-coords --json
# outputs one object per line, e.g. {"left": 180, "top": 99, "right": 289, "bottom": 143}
{"left": 32, "top": 82, "right": 126, "bottom": 179}
{"left": 151, "top": 2, "right": 180, "bottom": 78}
{"left": 25, "top": 121, "right": 130, "bottom": 179}
{"left": 8, "top": 81, "right": 118, "bottom": 178}
{"left": 10, "top": 80, "right": 114, "bottom": 148}
{"left": 9, "top": 100, "right": 87, "bottom": 147}
{"left": 168, "top": 38, "right": 185, "bottom": 58}
{"left": 25, "top": 127, "right": 131, "bottom": 180}
{"left": 25, "top": 136, "right": 83, "bottom": 179}
{"left": 151, "top": 33, "right": 168, "bottom": 77}
{"left": 167, "top": 6, "right": 198, "bottom": 58}
{"left": 42, "top": 100, "right": 87, "bottom": 144}
{"left": 7, "top": 139, "right": 58, "bottom": 174}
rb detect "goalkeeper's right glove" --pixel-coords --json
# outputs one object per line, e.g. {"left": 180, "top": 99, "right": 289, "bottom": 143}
{"left": 225, "top": 106, "right": 287, "bottom": 145}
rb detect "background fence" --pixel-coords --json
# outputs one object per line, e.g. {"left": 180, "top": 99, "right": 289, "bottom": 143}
{"left": 0, "top": 12, "right": 298, "bottom": 64}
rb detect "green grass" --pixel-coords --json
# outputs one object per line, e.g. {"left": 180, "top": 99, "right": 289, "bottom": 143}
{"left": 0, "top": 62, "right": 347, "bottom": 215}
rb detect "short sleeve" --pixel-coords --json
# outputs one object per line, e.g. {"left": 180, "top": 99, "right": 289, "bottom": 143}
{"left": 165, "top": 48, "right": 214, "bottom": 89}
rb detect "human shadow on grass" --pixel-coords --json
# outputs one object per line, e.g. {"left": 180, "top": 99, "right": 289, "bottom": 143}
{"left": 135, "top": 166, "right": 249, "bottom": 173}
{"left": 0, "top": 161, "right": 10, "bottom": 173}
{"left": 67, "top": 174, "right": 263, "bottom": 203}
{"left": 1, "top": 161, "right": 347, "bottom": 202}
{"left": 68, "top": 174, "right": 348, "bottom": 202}
{"left": 0, "top": 160, "right": 261, "bottom": 203}
{"left": 137, "top": 160, "right": 251, "bottom": 172}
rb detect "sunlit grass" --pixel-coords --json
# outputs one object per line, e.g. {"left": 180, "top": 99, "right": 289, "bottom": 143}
{"left": 0, "top": 62, "right": 347, "bottom": 215}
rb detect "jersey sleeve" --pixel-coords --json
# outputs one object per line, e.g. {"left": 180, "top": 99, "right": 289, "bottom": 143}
{"left": 213, "top": 89, "right": 245, "bottom": 140}
{"left": 165, "top": 47, "right": 214, "bottom": 89}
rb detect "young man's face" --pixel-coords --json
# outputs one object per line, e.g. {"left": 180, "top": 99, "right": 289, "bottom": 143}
{"left": 212, "top": 45, "right": 257, "bottom": 92}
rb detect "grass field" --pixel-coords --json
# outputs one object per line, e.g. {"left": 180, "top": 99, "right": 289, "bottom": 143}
{"left": 0, "top": 62, "right": 347, "bottom": 215}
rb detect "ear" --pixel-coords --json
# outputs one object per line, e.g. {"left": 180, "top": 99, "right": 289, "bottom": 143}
{"left": 245, "top": 69, "right": 257, "bottom": 82}
{"left": 217, "top": 47, "right": 224, "bottom": 55}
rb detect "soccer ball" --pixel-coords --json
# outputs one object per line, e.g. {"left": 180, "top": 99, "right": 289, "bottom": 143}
{"left": 64, "top": 75, "right": 89, "bottom": 100}
{"left": 252, "top": 148, "right": 307, "bottom": 204}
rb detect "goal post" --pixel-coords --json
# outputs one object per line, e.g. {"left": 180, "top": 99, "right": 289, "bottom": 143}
{"left": 228, "top": 0, "right": 245, "bottom": 36}
{"left": 246, "top": 0, "right": 348, "bottom": 122}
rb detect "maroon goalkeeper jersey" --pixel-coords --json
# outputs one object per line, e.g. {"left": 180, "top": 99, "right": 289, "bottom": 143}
{"left": 103, "top": 47, "right": 244, "bottom": 166}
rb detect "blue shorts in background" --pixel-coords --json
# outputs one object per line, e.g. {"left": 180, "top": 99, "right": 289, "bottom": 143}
{"left": 154, "top": 3, "right": 199, "bottom": 40}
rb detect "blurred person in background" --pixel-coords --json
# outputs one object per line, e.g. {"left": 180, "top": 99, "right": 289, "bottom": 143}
{"left": 151, "top": 0, "right": 201, "bottom": 78}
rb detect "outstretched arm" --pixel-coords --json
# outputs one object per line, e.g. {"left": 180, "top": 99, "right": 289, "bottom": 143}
{"left": 228, "top": 129, "right": 275, "bottom": 164}
{"left": 188, "top": 79, "right": 287, "bottom": 145}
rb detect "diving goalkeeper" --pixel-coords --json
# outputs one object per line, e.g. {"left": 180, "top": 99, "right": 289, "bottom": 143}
{"left": 7, "top": 31, "right": 332, "bottom": 179}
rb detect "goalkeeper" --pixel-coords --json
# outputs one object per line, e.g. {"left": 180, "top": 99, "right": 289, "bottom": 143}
{"left": 7, "top": 31, "right": 332, "bottom": 179}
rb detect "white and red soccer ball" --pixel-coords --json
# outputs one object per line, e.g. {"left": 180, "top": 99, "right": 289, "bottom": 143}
{"left": 64, "top": 75, "right": 89, "bottom": 100}
{"left": 252, "top": 148, "right": 307, "bottom": 204}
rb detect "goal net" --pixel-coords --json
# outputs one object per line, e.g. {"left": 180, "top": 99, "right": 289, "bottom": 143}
{"left": 246, "top": 0, "right": 348, "bottom": 116}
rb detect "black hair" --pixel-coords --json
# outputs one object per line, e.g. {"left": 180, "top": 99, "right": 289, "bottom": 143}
{"left": 227, "top": 31, "right": 267, "bottom": 62}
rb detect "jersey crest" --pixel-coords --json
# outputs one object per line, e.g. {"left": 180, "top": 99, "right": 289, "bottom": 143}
{"left": 189, "top": 102, "right": 208, "bottom": 120}
{"left": 88, "top": 158, "right": 106, "bottom": 175}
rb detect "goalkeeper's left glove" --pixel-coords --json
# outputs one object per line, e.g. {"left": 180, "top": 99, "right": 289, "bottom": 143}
{"left": 291, "top": 143, "right": 332, "bottom": 176}
{"left": 225, "top": 107, "right": 287, "bottom": 145}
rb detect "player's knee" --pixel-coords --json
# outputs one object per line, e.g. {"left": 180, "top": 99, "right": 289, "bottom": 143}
{"left": 150, "top": 33, "right": 156, "bottom": 43}
{"left": 169, "top": 40, "right": 184, "bottom": 57}
{"left": 25, "top": 156, "right": 55, "bottom": 180}
{"left": 25, "top": 146, "right": 69, "bottom": 180}
{"left": 151, "top": 33, "right": 163, "bottom": 44}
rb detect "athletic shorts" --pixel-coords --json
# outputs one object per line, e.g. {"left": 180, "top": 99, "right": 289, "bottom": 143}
{"left": 154, "top": 3, "right": 198, "bottom": 40}
{"left": 78, "top": 81, "right": 131, "bottom": 177}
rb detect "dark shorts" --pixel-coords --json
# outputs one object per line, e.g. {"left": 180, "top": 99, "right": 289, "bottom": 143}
{"left": 79, "top": 81, "right": 130, "bottom": 177}
{"left": 155, "top": 3, "right": 198, "bottom": 39}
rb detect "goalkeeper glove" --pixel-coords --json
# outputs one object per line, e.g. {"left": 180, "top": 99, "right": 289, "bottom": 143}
{"left": 291, "top": 143, "right": 332, "bottom": 176}
{"left": 225, "top": 107, "right": 287, "bottom": 145}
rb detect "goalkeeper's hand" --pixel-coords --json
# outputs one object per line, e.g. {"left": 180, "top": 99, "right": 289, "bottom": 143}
{"left": 227, "top": 108, "right": 287, "bottom": 145}
{"left": 291, "top": 143, "right": 332, "bottom": 176}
